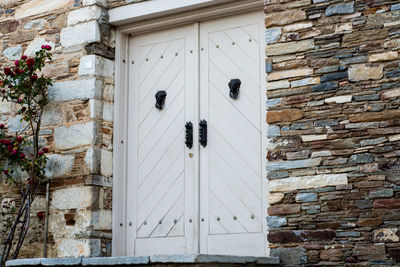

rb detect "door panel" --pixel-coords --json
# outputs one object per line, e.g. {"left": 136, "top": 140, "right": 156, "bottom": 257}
{"left": 127, "top": 24, "right": 198, "bottom": 256}
{"left": 126, "top": 11, "right": 266, "bottom": 257}
{"left": 199, "top": 11, "right": 267, "bottom": 256}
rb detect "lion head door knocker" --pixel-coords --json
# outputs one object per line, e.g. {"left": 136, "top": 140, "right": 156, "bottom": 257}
{"left": 155, "top": 90, "right": 167, "bottom": 110}
{"left": 228, "top": 79, "right": 241, "bottom": 99}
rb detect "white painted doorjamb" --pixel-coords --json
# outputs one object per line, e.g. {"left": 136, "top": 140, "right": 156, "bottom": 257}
{"left": 109, "top": 0, "right": 236, "bottom": 26}
{"left": 112, "top": 0, "right": 266, "bottom": 257}
{"left": 112, "top": 29, "right": 129, "bottom": 257}
{"left": 111, "top": 0, "right": 264, "bottom": 35}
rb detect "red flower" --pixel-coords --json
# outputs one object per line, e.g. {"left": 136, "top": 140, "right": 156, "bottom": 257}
{"left": 42, "top": 45, "right": 51, "bottom": 51}
{"left": 15, "top": 68, "right": 23, "bottom": 74}
{"left": 4, "top": 68, "right": 11, "bottom": 75}
{"left": 42, "top": 147, "right": 49, "bottom": 153}
{"left": 1, "top": 90, "right": 5, "bottom": 94}
{"left": 17, "top": 98, "right": 22, "bottom": 103}
{"left": 21, "top": 107, "right": 26, "bottom": 112}
{"left": 0, "top": 124, "right": 4, "bottom": 129}
{"left": 7, "top": 145, "right": 12, "bottom": 152}
{"left": 11, "top": 149, "right": 17, "bottom": 155}
{"left": 30, "top": 75, "right": 38, "bottom": 82}
{"left": 38, "top": 150, "right": 44, "bottom": 156}
{"left": 27, "top": 178, "right": 33, "bottom": 184}
{"left": 19, "top": 153, "right": 25, "bottom": 158}
{"left": 21, "top": 55, "right": 27, "bottom": 60}
{"left": 26, "top": 58, "right": 35, "bottom": 67}
{"left": 0, "top": 139, "right": 11, "bottom": 145}
{"left": 16, "top": 136, "right": 23, "bottom": 143}
{"left": 3, "top": 169, "right": 9, "bottom": 175}
{"left": 37, "top": 211, "right": 45, "bottom": 220}
{"left": 14, "top": 60, "right": 19, "bottom": 66}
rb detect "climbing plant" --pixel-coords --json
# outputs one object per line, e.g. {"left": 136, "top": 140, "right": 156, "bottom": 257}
{"left": 0, "top": 46, "right": 52, "bottom": 267}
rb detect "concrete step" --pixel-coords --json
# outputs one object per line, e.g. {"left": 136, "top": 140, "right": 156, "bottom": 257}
{"left": 6, "top": 254, "right": 280, "bottom": 267}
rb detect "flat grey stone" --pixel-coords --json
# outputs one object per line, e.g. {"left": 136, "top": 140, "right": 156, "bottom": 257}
{"left": 349, "top": 153, "right": 373, "bottom": 165}
{"left": 266, "top": 98, "right": 281, "bottom": 108}
{"left": 267, "top": 170, "right": 289, "bottom": 180}
{"left": 41, "top": 257, "right": 82, "bottom": 266}
{"left": 48, "top": 79, "right": 102, "bottom": 102}
{"left": 82, "top": 256, "right": 150, "bottom": 266}
{"left": 150, "top": 254, "right": 198, "bottom": 263}
{"left": 267, "top": 125, "right": 280, "bottom": 138}
{"left": 369, "top": 188, "right": 393, "bottom": 199}
{"left": 8, "top": 115, "right": 28, "bottom": 133}
{"left": 7, "top": 255, "right": 279, "bottom": 266}
{"left": 3, "top": 45, "right": 22, "bottom": 60}
{"left": 6, "top": 259, "right": 42, "bottom": 266}
{"left": 392, "top": 3, "right": 400, "bottom": 11}
{"left": 196, "top": 255, "right": 257, "bottom": 263}
{"left": 40, "top": 129, "right": 53, "bottom": 135}
{"left": 265, "top": 28, "right": 281, "bottom": 44}
{"left": 271, "top": 247, "right": 306, "bottom": 266}
{"left": 45, "top": 154, "right": 75, "bottom": 178}
{"left": 256, "top": 257, "right": 280, "bottom": 264}
{"left": 267, "top": 216, "right": 287, "bottom": 227}
{"left": 296, "top": 193, "right": 318, "bottom": 203}
{"left": 150, "top": 254, "right": 279, "bottom": 264}
{"left": 200, "top": 254, "right": 278, "bottom": 264}
{"left": 326, "top": 2, "right": 355, "bottom": 16}
{"left": 311, "top": 82, "right": 338, "bottom": 92}
{"left": 267, "top": 158, "right": 321, "bottom": 171}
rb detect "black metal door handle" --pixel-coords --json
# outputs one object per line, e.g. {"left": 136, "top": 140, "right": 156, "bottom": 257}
{"left": 199, "top": 120, "right": 207, "bottom": 147}
{"left": 185, "top": 122, "right": 193, "bottom": 149}
{"left": 228, "top": 79, "right": 241, "bottom": 99}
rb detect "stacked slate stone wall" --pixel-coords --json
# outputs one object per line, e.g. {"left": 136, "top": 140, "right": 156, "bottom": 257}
{"left": 0, "top": 0, "right": 114, "bottom": 258}
{"left": 265, "top": 0, "right": 400, "bottom": 265}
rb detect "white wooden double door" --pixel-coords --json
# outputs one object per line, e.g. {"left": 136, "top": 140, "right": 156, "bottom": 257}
{"left": 127, "top": 11, "right": 266, "bottom": 257}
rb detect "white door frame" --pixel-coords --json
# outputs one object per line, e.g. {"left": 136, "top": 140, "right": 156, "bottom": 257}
{"left": 112, "top": 0, "right": 265, "bottom": 257}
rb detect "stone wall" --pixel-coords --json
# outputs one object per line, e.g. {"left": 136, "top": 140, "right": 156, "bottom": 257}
{"left": 264, "top": 0, "right": 400, "bottom": 265}
{"left": 0, "top": 0, "right": 114, "bottom": 259}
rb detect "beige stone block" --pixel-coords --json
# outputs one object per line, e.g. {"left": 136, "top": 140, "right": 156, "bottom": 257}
{"left": 384, "top": 39, "right": 400, "bottom": 50}
{"left": 269, "top": 174, "right": 348, "bottom": 192}
{"left": 382, "top": 88, "right": 400, "bottom": 99}
{"left": 369, "top": 51, "right": 398, "bottom": 62}
{"left": 267, "top": 68, "right": 313, "bottom": 81}
{"left": 265, "top": 10, "right": 306, "bottom": 27}
{"left": 15, "top": 0, "right": 74, "bottom": 19}
{"left": 301, "top": 134, "right": 328, "bottom": 142}
{"left": 283, "top": 22, "right": 313, "bottom": 32}
{"left": 290, "top": 77, "right": 320, "bottom": 88}
{"left": 266, "top": 80, "right": 290, "bottom": 91}
{"left": 348, "top": 64, "right": 383, "bottom": 81}
{"left": 269, "top": 193, "right": 284, "bottom": 205}
{"left": 335, "top": 23, "right": 352, "bottom": 33}
{"left": 373, "top": 228, "right": 400, "bottom": 242}
{"left": 266, "top": 39, "right": 314, "bottom": 56}
{"left": 51, "top": 186, "right": 97, "bottom": 210}
{"left": 324, "top": 95, "right": 353, "bottom": 104}
{"left": 267, "top": 109, "right": 303, "bottom": 123}
{"left": 389, "top": 134, "right": 400, "bottom": 142}
{"left": 56, "top": 239, "right": 100, "bottom": 257}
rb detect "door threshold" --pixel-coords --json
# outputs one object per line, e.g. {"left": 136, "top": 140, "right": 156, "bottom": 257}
{"left": 6, "top": 254, "right": 280, "bottom": 266}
